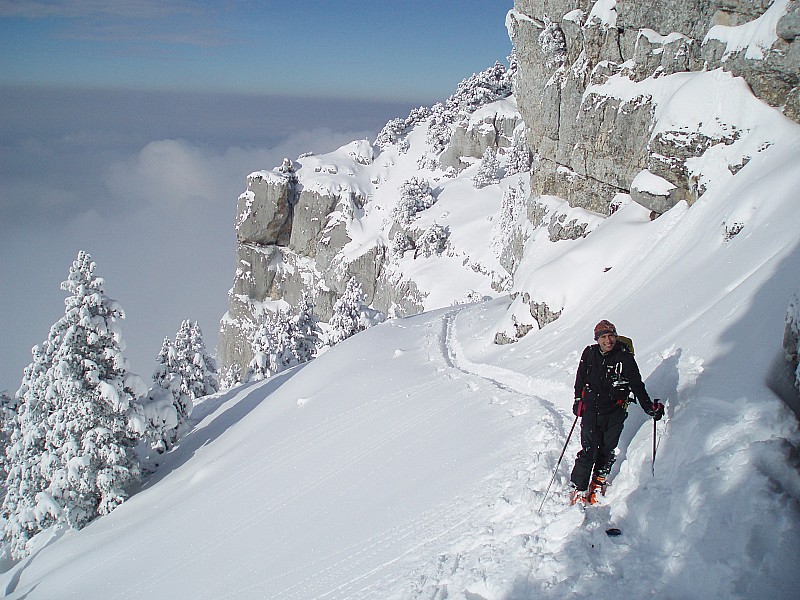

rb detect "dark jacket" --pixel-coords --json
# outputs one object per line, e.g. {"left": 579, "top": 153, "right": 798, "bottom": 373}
{"left": 574, "top": 341, "right": 652, "bottom": 415}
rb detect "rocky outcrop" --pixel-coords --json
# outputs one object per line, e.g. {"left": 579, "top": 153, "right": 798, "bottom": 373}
{"left": 440, "top": 99, "right": 524, "bottom": 171}
{"left": 236, "top": 170, "right": 295, "bottom": 247}
{"left": 492, "top": 0, "right": 798, "bottom": 342}
{"left": 509, "top": 0, "right": 799, "bottom": 216}
{"left": 494, "top": 292, "right": 563, "bottom": 345}
{"left": 219, "top": 165, "right": 369, "bottom": 374}
{"left": 704, "top": 0, "right": 800, "bottom": 120}
{"left": 219, "top": 74, "right": 530, "bottom": 373}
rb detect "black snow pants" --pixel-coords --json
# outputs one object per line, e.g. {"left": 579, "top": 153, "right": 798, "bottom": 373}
{"left": 570, "top": 407, "right": 627, "bottom": 491}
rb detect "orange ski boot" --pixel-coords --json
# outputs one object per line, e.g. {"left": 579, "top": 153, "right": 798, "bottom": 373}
{"left": 586, "top": 475, "right": 606, "bottom": 505}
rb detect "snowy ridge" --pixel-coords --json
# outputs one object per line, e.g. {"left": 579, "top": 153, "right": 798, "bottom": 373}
{"left": 3, "top": 4, "right": 800, "bottom": 597}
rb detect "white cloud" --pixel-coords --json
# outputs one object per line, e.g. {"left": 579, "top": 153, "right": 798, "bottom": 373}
{"left": 104, "top": 128, "right": 376, "bottom": 211}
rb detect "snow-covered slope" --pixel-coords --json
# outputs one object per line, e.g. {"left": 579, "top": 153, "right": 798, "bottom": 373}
{"left": 4, "top": 3, "right": 800, "bottom": 596}
{"left": 1, "top": 141, "right": 799, "bottom": 596}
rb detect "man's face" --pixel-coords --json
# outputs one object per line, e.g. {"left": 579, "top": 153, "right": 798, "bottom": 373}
{"left": 598, "top": 333, "right": 617, "bottom": 353}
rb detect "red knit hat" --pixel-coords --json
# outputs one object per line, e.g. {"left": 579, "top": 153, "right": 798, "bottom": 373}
{"left": 594, "top": 319, "right": 617, "bottom": 340}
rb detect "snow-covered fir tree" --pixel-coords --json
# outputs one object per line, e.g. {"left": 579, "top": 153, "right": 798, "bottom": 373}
{"left": 375, "top": 106, "right": 431, "bottom": 151}
{"left": 177, "top": 320, "right": 219, "bottom": 402}
{"left": 2, "top": 342, "right": 53, "bottom": 557}
{"left": 426, "top": 61, "right": 514, "bottom": 155}
{"left": 329, "top": 278, "right": 368, "bottom": 345}
{"left": 143, "top": 336, "right": 188, "bottom": 452}
{"left": 249, "top": 310, "right": 293, "bottom": 381}
{"left": 376, "top": 61, "right": 514, "bottom": 164}
{"left": 491, "top": 178, "right": 528, "bottom": 268}
{"left": 291, "top": 293, "right": 322, "bottom": 365}
{"left": 415, "top": 224, "right": 450, "bottom": 258}
{"left": 391, "top": 177, "right": 436, "bottom": 226}
{"left": 375, "top": 117, "right": 407, "bottom": 151}
{"left": 504, "top": 137, "right": 532, "bottom": 177}
{"left": 220, "top": 363, "right": 242, "bottom": 390}
{"left": 472, "top": 146, "right": 501, "bottom": 189}
{"left": 247, "top": 298, "right": 321, "bottom": 381}
{"left": 142, "top": 320, "right": 218, "bottom": 452}
{"left": 2, "top": 251, "right": 145, "bottom": 558}
{"left": 390, "top": 231, "right": 415, "bottom": 259}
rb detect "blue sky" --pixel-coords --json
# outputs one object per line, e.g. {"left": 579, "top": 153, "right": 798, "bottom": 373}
{"left": 2, "top": 0, "right": 513, "bottom": 101}
{"left": 0, "top": 0, "right": 514, "bottom": 390}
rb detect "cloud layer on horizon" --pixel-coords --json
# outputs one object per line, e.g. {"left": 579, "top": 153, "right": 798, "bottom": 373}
{"left": 0, "top": 86, "right": 412, "bottom": 390}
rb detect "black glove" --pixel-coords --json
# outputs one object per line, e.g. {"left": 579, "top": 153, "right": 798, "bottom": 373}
{"left": 572, "top": 398, "right": 584, "bottom": 417}
{"left": 645, "top": 400, "right": 665, "bottom": 421}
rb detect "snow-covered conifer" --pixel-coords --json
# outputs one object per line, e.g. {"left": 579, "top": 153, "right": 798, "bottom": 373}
{"left": 443, "top": 61, "right": 513, "bottom": 123}
{"left": 153, "top": 336, "right": 177, "bottom": 391}
{"left": 390, "top": 231, "right": 415, "bottom": 259}
{"left": 426, "top": 102, "right": 456, "bottom": 156}
{"left": 2, "top": 251, "right": 143, "bottom": 558}
{"left": 415, "top": 224, "right": 450, "bottom": 258}
{"left": 248, "top": 315, "right": 275, "bottom": 381}
{"left": 181, "top": 321, "right": 219, "bottom": 401}
{"left": 375, "top": 118, "right": 408, "bottom": 151}
{"left": 144, "top": 336, "right": 189, "bottom": 452}
{"left": 420, "top": 61, "right": 514, "bottom": 161}
{"left": 391, "top": 177, "right": 436, "bottom": 225}
{"left": 137, "top": 384, "right": 179, "bottom": 454}
{"left": 406, "top": 106, "right": 431, "bottom": 128}
{"left": 329, "top": 278, "right": 368, "bottom": 345}
{"left": 375, "top": 107, "right": 431, "bottom": 151}
{"left": 473, "top": 147, "right": 501, "bottom": 189}
{"left": 0, "top": 391, "right": 18, "bottom": 479}
{"left": 220, "top": 363, "right": 242, "bottom": 390}
{"left": 291, "top": 294, "right": 321, "bottom": 365}
{"left": 248, "top": 298, "right": 320, "bottom": 381}
{"left": 249, "top": 310, "right": 295, "bottom": 380}
{"left": 505, "top": 138, "right": 532, "bottom": 176}
{"left": 491, "top": 179, "right": 528, "bottom": 271}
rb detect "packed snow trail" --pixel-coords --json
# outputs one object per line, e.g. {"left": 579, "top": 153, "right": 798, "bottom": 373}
{"left": 374, "top": 302, "right": 665, "bottom": 600}
{"left": 0, "top": 303, "right": 561, "bottom": 600}
{"left": 393, "top": 299, "right": 800, "bottom": 600}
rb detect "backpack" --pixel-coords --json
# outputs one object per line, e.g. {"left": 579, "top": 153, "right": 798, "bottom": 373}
{"left": 617, "top": 335, "right": 634, "bottom": 356}
{"left": 614, "top": 335, "right": 636, "bottom": 407}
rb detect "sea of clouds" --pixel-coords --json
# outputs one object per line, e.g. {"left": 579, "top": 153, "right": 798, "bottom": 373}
{"left": 0, "top": 86, "right": 414, "bottom": 390}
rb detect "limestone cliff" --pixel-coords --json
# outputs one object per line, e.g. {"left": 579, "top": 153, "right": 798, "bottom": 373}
{"left": 218, "top": 0, "right": 799, "bottom": 378}
{"left": 510, "top": 0, "right": 798, "bottom": 216}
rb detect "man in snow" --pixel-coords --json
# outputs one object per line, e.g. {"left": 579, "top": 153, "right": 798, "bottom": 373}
{"left": 569, "top": 320, "right": 664, "bottom": 504}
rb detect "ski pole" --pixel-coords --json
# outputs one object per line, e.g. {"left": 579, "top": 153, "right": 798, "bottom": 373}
{"left": 651, "top": 417, "right": 657, "bottom": 477}
{"left": 538, "top": 413, "right": 579, "bottom": 513}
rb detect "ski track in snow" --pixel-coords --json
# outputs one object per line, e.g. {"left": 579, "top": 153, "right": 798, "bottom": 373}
{"left": 312, "top": 309, "right": 543, "bottom": 600}
{"left": 351, "top": 307, "right": 569, "bottom": 600}
{"left": 211, "top": 308, "right": 556, "bottom": 600}
{"left": 374, "top": 307, "right": 667, "bottom": 600}
{"left": 102, "top": 307, "right": 554, "bottom": 600}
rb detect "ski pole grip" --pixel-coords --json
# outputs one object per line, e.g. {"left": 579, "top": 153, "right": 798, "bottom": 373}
{"left": 573, "top": 397, "right": 584, "bottom": 417}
